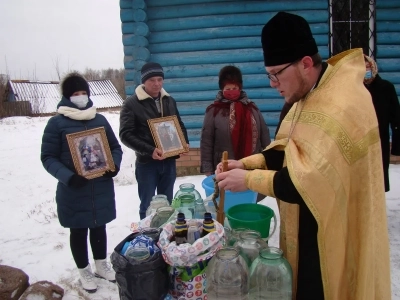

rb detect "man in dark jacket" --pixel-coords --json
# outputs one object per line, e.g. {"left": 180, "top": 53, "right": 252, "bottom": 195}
{"left": 364, "top": 55, "right": 400, "bottom": 191}
{"left": 119, "top": 62, "right": 189, "bottom": 219}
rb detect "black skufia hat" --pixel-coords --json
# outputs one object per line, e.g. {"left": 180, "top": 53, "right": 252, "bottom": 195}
{"left": 61, "top": 73, "right": 90, "bottom": 99}
{"left": 218, "top": 65, "right": 243, "bottom": 90}
{"left": 261, "top": 12, "right": 318, "bottom": 67}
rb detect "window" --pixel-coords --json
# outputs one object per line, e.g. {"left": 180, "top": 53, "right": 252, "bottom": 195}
{"left": 329, "top": 0, "right": 376, "bottom": 58}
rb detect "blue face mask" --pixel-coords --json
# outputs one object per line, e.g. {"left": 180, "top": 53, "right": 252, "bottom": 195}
{"left": 365, "top": 70, "right": 372, "bottom": 79}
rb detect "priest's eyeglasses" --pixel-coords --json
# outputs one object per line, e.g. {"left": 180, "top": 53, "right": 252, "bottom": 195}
{"left": 266, "top": 60, "right": 298, "bottom": 82}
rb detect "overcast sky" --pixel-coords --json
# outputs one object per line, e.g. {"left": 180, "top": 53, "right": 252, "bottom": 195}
{"left": 0, "top": 0, "right": 124, "bottom": 81}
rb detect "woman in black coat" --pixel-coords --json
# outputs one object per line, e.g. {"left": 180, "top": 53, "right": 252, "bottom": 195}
{"left": 40, "top": 73, "right": 123, "bottom": 293}
{"left": 364, "top": 55, "right": 400, "bottom": 192}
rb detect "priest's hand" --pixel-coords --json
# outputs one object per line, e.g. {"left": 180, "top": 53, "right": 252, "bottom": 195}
{"left": 216, "top": 169, "right": 248, "bottom": 192}
{"left": 215, "top": 159, "right": 244, "bottom": 175}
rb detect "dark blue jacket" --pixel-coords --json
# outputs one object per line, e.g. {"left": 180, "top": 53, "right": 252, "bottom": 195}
{"left": 41, "top": 97, "right": 123, "bottom": 228}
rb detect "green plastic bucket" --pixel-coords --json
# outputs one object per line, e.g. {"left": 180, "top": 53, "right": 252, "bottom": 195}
{"left": 226, "top": 203, "right": 277, "bottom": 240}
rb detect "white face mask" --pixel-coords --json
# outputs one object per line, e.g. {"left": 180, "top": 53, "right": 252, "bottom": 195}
{"left": 70, "top": 95, "right": 89, "bottom": 108}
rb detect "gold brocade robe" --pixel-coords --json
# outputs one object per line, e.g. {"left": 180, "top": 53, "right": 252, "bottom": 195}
{"left": 242, "top": 49, "right": 391, "bottom": 300}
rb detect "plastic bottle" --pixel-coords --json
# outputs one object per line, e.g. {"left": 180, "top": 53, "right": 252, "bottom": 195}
{"left": 187, "top": 219, "right": 201, "bottom": 244}
{"left": 201, "top": 212, "right": 216, "bottom": 238}
{"left": 174, "top": 212, "right": 188, "bottom": 245}
{"left": 194, "top": 197, "right": 207, "bottom": 219}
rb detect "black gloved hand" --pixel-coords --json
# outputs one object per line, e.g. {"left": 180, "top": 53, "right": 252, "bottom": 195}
{"left": 69, "top": 174, "right": 89, "bottom": 188}
{"left": 103, "top": 166, "right": 119, "bottom": 178}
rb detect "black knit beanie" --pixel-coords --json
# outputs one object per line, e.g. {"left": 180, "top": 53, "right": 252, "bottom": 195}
{"left": 141, "top": 62, "right": 164, "bottom": 83}
{"left": 218, "top": 66, "right": 243, "bottom": 90}
{"left": 61, "top": 73, "right": 90, "bottom": 99}
{"left": 261, "top": 12, "right": 318, "bottom": 67}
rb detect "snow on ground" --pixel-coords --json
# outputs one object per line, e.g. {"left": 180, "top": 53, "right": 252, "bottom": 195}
{"left": 0, "top": 112, "right": 399, "bottom": 299}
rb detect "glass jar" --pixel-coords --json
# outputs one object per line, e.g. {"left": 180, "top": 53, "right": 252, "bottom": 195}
{"left": 206, "top": 247, "right": 249, "bottom": 300}
{"left": 234, "top": 230, "right": 268, "bottom": 267}
{"left": 150, "top": 206, "right": 176, "bottom": 228}
{"left": 141, "top": 228, "right": 162, "bottom": 243}
{"left": 178, "top": 192, "right": 195, "bottom": 218}
{"left": 145, "top": 194, "right": 169, "bottom": 217}
{"left": 174, "top": 183, "right": 202, "bottom": 202}
{"left": 227, "top": 228, "right": 248, "bottom": 247}
{"left": 125, "top": 246, "right": 150, "bottom": 264}
{"left": 249, "top": 247, "right": 292, "bottom": 300}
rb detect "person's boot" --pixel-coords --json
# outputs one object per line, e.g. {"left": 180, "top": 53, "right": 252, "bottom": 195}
{"left": 95, "top": 259, "right": 116, "bottom": 283}
{"left": 78, "top": 264, "right": 97, "bottom": 293}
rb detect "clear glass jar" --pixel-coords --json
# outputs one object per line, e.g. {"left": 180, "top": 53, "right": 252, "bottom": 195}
{"left": 145, "top": 194, "right": 169, "bottom": 217}
{"left": 141, "top": 228, "right": 162, "bottom": 243}
{"left": 234, "top": 230, "right": 268, "bottom": 267}
{"left": 150, "top": 206, "right": 176, "bottom": 228}
{"left": 125, "top": 246, "right": 150, "bottom": 263}
{"left": 206, "top": 247, "right": 249, "bottom": 300}
{"left": 249, "top": 247, "right": 292, "bottom": 300}
{"left": 174, "top": 183, "right": 202, "bottom": 202}
{"left": 227, "top": 228, "right": 248, "bottom": 247}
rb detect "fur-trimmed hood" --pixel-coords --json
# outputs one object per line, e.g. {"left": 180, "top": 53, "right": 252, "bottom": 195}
{"left": 135, "top": 84, "right": 169, "bottom": 100}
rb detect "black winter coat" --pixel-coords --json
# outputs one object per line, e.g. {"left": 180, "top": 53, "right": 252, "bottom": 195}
{"left": 41, "top": 97, "right": 123, "bottom": 228}
{"left": 365, "top": 74, "right": 400, "bottom": 191}
{"left": 119, "top": 85, "right": 189, "bottom": 163}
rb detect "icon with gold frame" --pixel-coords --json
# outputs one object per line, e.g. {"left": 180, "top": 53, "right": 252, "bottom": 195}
{"left": 66, "top": 127, "right": 115, "bottom": 179}
{"left": 148, "top": 115, "right": 189, "bottom": 158}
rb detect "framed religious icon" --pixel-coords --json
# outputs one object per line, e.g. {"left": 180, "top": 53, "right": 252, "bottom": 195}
{"left": 66, "top": 127, "right": 115, "bottom": 179}
{"left": 148, "top": 115, "right": 189, "bottom": 158}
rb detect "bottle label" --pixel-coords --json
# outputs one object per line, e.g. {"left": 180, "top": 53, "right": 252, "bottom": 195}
{"left": 203, "top": 223, "right": 216, "bottom": 232}
{"left": 175, "top": 223, "right": 188, "bottom": 232}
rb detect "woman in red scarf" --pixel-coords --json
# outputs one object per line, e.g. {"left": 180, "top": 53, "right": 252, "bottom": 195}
{"left": 200, "top": 66, "right": 271, "bottom": 176}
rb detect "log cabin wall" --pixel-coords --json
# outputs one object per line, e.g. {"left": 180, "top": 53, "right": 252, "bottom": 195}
{"left": 376, "top": 0, "right": 400, "bottom": 96}
{"left": 120, "top": 0, "right": 329, "bottom": 147}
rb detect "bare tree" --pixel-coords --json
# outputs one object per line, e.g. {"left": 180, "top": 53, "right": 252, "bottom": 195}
{"left": 52, "top": 55, "right": 62, "bottom": 81}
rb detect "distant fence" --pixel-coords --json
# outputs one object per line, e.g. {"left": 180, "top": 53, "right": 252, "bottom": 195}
{"left": 0, "top": 101, "right": 31, "bottom": 118}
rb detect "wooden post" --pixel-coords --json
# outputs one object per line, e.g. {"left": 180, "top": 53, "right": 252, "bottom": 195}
{"left": 217, "top": 151, "right": 228, "bottom": 224}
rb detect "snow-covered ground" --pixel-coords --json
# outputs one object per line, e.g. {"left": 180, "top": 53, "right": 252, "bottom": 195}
{"left": 0, "top": 112, "right": 399, "bottom": 299}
